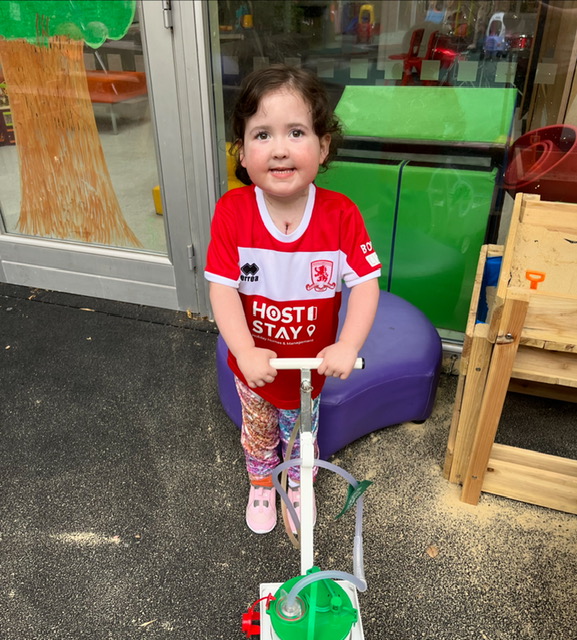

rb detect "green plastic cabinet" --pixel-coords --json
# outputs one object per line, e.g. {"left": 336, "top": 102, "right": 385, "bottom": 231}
{"left": 316, "top": 86, "right": 516, "bottom": 334}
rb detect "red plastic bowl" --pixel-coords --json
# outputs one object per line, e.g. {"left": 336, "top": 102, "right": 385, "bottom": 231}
{"left": 504, "top": 125, "right": 577, "bottom": 202}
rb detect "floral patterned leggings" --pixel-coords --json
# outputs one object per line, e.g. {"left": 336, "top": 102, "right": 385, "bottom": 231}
{"left": 234, "top": 377, "right": 320, "bottom": 486}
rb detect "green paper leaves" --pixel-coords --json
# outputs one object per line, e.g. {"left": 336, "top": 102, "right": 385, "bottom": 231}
{"left": 335, "top": 480, "right": 373, "bottom": 519}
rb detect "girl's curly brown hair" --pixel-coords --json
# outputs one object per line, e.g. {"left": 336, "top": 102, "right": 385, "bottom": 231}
{"left": 230, "top": 64, "right": 342, "bottom": 185}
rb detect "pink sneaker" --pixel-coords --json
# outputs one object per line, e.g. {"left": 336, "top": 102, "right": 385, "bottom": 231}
{"left": 246, "top": 485, "right": 277, "bottom": 534}
{"left": 287, "top": 486, "right": 317, "bottom": 535}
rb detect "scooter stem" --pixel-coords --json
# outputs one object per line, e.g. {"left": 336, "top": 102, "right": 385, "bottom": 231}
{"left": 299, "top": 368, "right": 315, "bottom": 574}
{"left": 269, "top": 358, "right": 364, "bottom": 575}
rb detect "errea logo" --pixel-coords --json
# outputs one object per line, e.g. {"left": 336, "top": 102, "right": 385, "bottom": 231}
{"left": 240, "top": 263, "right": 259, "bottom": 282}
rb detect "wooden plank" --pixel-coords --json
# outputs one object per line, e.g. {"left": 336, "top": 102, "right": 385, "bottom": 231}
{"left": 519, "top": 336, "right": 577, "bottom": 352}
{"left": 483, "top": 245, "right": 503, "bottom": 326}
{"left": 461, "top": 296, "right": 529, "bottom": 505}
{"left": 512, "top": 345, "right": 577, "bottom": 387}
{"left": 464, "top": 244, "right": 489, "bottom": 340}
{"left": 519, "top": 336, "right": 546, "bottom": 349}
{"left": 483, "top": 444, "right": 577, "bottom": 515}
{"left": 445, "top": 245, "right": 499, "bottom": 481}
{"left": 523, "top": 199, "right": 577, "bottom": 234}
{"left": 490, "top": 443, "right": 577, "bottom": 476}
{"left": 460, "top": 245, "right": 502, "bottom": 370}
{"left": 520, "top": 291, "right": 577, "bottom": 348}
{"left": 487, "top": 299, "right": 503, "bottom": 344}
{"left": 487, "top": 244, "right": 504, "bottom": 258}
{"left": 508, "top": 378, "right": 577, "bottom": 402}
{"left": 540, "top": 340, "right": 577, "bottom": 353}
{"left": 449, "top": 323, "right": 492, "bottom": 484}
{"left": 496, "top": 194, "right": 532, "bottom": 301}
{"left": 443, "top": 372, "right": 465, "bottom": 480}
{"left": 509, "top": 200, "right": 577, "bottom": 295}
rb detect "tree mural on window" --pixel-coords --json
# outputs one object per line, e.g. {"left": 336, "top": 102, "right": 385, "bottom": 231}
{"left": 0, "top": 0, "right": 142, "bottom": 247}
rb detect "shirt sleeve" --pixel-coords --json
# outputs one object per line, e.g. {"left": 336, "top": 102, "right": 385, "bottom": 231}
{"left": 204, "top": 199, "right": 241, "bottom": 288}
{"left": 340, "top": 200, "right": 382, "bottom": 287}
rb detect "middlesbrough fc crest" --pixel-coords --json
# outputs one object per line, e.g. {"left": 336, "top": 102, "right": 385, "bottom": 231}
{"left": 306, "top": 260, "right": 336, "bottom": 292}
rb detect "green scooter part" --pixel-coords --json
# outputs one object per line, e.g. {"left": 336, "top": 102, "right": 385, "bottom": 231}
{"left": 267, "top": 568, "right": 358, "bottom": 640}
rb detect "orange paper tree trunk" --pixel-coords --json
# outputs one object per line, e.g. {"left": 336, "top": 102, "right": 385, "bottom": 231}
{"left": 0, "top": 35, "right": 141, "bottom": 247}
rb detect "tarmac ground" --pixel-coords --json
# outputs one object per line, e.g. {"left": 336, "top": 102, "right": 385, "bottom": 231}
{"left": 1, "top": 282, "right": 576, "bottom": 640}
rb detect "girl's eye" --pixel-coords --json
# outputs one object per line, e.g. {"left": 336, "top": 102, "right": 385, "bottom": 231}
{"left": 290, "top": 129, "right": 304, "bottom": 138}
{"left": 255, "top": 131, "right": 269, "bottom": 140}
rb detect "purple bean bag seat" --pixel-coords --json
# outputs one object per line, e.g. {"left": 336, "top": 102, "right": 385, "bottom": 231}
{"left": 216, "top": 288, "right": 442, "bottom": 459}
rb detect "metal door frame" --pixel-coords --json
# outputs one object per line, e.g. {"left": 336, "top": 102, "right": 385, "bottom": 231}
{"left": 0, "top": 0, "right": 218, "bottom": 317}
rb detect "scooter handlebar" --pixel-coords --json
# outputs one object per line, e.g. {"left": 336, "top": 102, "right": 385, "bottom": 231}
{"left": 269, "top": 357, "right": 365, "bottom": 371}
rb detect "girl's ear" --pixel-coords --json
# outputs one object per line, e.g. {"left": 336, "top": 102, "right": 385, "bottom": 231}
{"left": 229, "top": 138, "right": 245, "bottom": 167}
{"left": 239, "top": 144, "right": 246, "bottom": 168}
{"left": 319, "top": 134, "right": 331, "bottom": 164}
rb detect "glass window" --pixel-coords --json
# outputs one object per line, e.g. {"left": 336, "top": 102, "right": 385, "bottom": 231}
{"left": 213, "top": 1, "right": 545, "bottom": 126}
{"left": 209, "top": 0, "right": 577, "bottom": 339}
{"left": 0, "top": 1, "right": 166, "bottom": 253}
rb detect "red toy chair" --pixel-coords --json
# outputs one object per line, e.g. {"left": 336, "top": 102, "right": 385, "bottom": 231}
{"left": 415, "top": 30, "right": 441, "bottom": 85}
{"left": 389, "top": 28, "right": 425, "bottom": 85}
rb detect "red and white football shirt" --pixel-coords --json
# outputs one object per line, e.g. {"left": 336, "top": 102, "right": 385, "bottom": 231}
{"left": 205, "top": 184, "right": 381, "bottom": 409}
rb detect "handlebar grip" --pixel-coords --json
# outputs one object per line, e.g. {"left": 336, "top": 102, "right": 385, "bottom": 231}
{"left": 269, "top": 357, "right": 365, "bottom": 371}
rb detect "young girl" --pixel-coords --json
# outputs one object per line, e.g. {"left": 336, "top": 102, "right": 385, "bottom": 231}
{"left": 205, "top": 65, "right": 381, "bottom": 534}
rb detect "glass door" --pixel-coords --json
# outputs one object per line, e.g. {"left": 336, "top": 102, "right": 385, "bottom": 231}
{"left": 0, "top": 0, "right": 208, "bottom": 315}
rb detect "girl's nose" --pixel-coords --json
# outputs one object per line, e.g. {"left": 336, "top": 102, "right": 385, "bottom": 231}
{"left": 272, "top": 140, "right": 288, "bottom": 159}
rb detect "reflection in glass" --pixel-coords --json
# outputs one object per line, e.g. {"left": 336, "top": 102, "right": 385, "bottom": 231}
{"left": 215, "top": 1, "right": 541, "bottom": 127}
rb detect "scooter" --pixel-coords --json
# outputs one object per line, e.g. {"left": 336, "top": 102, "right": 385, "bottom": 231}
{"left": 242, "top": 358, "right": 370, "bottom": 640}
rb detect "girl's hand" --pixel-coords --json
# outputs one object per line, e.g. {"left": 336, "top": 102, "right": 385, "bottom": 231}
{"left": 236, "top": 347, "right": 278, "bottom": 388}
{"left": 316, "top": 341, "right": 359, "bottom": 380}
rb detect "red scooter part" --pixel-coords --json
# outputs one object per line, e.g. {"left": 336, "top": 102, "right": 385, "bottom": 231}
{"left": 242, "top": 595, "right": 275, "bottom": 638}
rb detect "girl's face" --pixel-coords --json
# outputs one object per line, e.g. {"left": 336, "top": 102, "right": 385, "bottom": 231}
{"left": 240, "top": 88, "right": 330, "bottom": 206}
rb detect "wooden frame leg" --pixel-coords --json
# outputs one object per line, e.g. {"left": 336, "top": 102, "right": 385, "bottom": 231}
{"left": 448, "top": 324, "right": 492, "bottom": 484}
{"left": 443, "top": 371, "right": 465, "bottom": 479}
{"left": 461, "top": 297, "right": 528, "bottom": 504}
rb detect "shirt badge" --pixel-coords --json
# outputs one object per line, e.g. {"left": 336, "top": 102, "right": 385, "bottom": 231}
{"left": 306, "top": 259, "right": 336, "bottom": 292}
